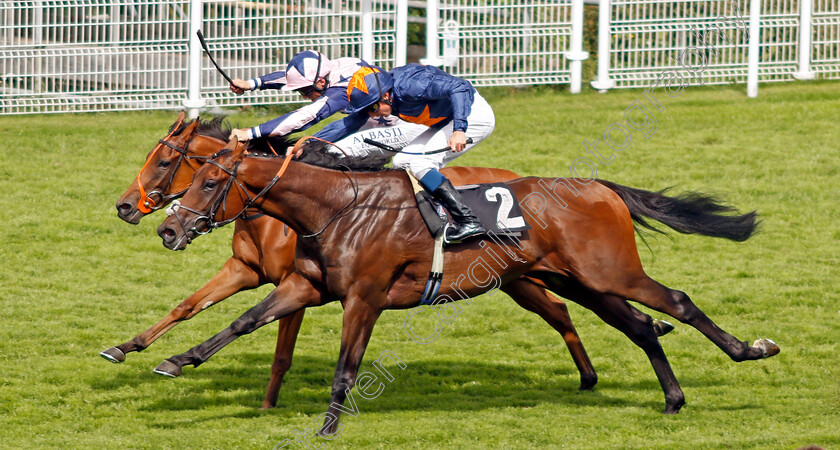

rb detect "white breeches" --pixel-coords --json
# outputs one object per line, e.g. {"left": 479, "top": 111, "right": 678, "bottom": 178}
{"left": 391, "top": 91, "right": 495, "bottom": 180}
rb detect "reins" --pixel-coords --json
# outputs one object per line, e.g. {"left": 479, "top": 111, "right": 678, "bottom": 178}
{"left": 289, "top": 136, "right": 358, "bottom": 238}
{"left": 169, "top": 136, "right": 359, "bottom": 240}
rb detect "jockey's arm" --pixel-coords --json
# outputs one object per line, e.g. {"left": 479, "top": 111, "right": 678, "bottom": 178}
{"left": 232, "top": 89, "right": 346, "bottom": 141}
{"left": 425, "top": 73, "right": 474, "bottom": 134}
{"left": 289, "top": 113, "right": 369, "bottom": 157}
{"left": 420, "top": 70, "right": 475, "bottom": 151}
{"left": 230, "top": 70, "right": 287, "bottom": 95}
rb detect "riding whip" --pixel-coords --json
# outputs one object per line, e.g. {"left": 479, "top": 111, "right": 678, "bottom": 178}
{"left": 196, "top": 29, "right": 234, "bottom": 86}
{"left": 363, "top": 137, "right": 473, "bottom": 155}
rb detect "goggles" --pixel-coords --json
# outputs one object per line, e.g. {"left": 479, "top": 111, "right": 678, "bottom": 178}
{"left": 296, "top": 85, "right": 316, "bottom": 96}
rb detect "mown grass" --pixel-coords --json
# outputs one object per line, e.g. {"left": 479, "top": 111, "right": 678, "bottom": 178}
{"left": 0, "top": 81, "right": 838, "bottom": 449}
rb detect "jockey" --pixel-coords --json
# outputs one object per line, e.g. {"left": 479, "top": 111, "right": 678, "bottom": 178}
{"left": 228, "top": 51, "right": 426, "bottom": 157}
{"left": 304, "top": 64, "right": 495, "bottom": 243}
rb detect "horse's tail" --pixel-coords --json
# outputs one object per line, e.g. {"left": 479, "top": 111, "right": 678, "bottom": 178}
{"left": 596, "top": 180, "right": 760, "bottom": 242}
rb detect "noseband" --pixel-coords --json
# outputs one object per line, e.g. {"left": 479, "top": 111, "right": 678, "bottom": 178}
{"left": 135, "top": 135, "right": 203, "bottom": 214}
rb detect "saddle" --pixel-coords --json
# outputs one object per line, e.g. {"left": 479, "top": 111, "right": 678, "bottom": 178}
{"left": 406, "top": 173, "right": 531, "bottom": 239}
{"left": 405, "top": 172, "right": 531, "bottom": 305}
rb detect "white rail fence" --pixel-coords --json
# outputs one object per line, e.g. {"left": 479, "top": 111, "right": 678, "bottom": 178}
{"left": 0, "top": 0, "right": 403, "bottom": 115}
{"left": 1, "top": 0, "right": 838, "bottom": 115}
{"left": 591, "top": 0, "right": 840, "bottom": 96}
{"left": 421, "top": 0, "right": 583, "bottom": 92}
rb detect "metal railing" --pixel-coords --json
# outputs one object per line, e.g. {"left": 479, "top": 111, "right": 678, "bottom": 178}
{"left": 591, "top": 0, "right": 840, "bottom": 96}
{"left": 421, "top": 0, "right": 584, "bottom": 91}
{"left": 1, "top": 0, "right": 838, "bottom": 115}
{"left": 0, "top": 0, "right": 404, "bottom": 115}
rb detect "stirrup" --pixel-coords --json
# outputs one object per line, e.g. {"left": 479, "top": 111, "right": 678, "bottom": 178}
{"left": 443, "top": 222, "right": 485, "bottom": 245}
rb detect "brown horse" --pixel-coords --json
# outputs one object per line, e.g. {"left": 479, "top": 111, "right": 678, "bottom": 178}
{"left": 104, "top": 112, "right": 616, "bottom": 407}
{"left": 155, "top": 138, "right": 778, "bottom": 430}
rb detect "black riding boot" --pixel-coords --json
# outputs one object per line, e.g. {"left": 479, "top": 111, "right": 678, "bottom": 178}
{"left": 432, "top": 180, "right": 485, "bottom": 243}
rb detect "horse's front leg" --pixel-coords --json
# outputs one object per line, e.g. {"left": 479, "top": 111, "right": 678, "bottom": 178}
{"left": 319, "top": 297, "right": 382, "bottom": 436}
{"left": 100, "top": 256, "right": 261, "bottom": 363}
{"left": 153, "top": 273, "right": 327, "bottom": 377}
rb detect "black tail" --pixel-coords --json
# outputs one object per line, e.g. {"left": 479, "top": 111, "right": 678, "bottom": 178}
{"left": 596, "top": 180, "right": 759, "bottom": 242}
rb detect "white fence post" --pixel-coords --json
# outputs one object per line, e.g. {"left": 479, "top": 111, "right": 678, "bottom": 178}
{"left": 421, "top": 0, "right": 442, "bottom": 66}
{"left": 794, "top": 0, "right": 815, "bottom": 80}
{"left": 361, "top": 0, "right": 374, "bottom": 62}
{"left": 184, "top": 0, "right": 205, "bottom": 118}
{"left": 567, "top": 0, "right": 589, "bottom": 94}
{"left": 747, "top": 0, "right": 761, "bottom": 97}
{"left": 591, "top": 0, "right": 614, "bottom": 91}
{"left": 395, "top": 0, "right": 408, "bottom": 66}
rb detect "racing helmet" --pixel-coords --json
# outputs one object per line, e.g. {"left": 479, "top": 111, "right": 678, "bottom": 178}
{"left": 281, "top": 50, "right": 330, "bottom": 92}
{"left": 345, "top": 66, "right": 393, "bottom": 114}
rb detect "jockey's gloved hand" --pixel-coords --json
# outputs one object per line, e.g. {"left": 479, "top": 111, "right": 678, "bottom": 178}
{"left": 229, "top": 78, "right": 251, "bottom": 95}
{"left": 230, "top": 129, "right": 251, "bottom": 142}
{"left": 448, "top": 130, "right": 468, "bottom": 152}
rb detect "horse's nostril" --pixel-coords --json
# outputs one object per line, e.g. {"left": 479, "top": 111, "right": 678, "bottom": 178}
{"left": 117, "top": 202, "right": 133, "bottom": 215}
{"left": 161, "top": 228, "right": 176, "bottom": 241}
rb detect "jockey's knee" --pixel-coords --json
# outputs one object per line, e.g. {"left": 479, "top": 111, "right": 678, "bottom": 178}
{"left": 408, "top": 163, "right": 439, "bottom": 181}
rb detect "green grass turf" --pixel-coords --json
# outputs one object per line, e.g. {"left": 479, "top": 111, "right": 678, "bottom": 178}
{"left": 0, "top": 81, "right": 838, "bottom": 449}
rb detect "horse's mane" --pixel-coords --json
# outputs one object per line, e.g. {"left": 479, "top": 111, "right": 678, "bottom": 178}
{"left": 173, "top": 116, "right": 387, "bottom": 172}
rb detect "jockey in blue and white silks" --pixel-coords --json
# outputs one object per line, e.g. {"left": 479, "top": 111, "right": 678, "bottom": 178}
{"left": 308, "top": 64, "right": 496, "bottom": 243}
{"left": 229, "top": 51, "right": 427, "bottom": 155}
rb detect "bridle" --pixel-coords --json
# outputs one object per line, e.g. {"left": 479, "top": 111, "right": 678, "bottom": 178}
{"left": 134, "top": 129, "right": 204, "bottom": 213}
{"left": 167, "top": 138, "right": 360, "bottom": 246}
{"left": 166, "top": 149, "right": 293, "bottom": 244}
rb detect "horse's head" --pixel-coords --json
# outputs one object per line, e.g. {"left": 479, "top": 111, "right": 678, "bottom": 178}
{"left": 115, "top": 111, "right": 228, "bottom": 224}
{"left": 156, "top": 138, "right": 252, "bottom": 250}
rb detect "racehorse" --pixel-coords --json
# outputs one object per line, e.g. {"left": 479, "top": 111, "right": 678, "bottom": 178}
{"left": 103, "top": 111, "right": 627, "bottom": 407}
{"left": 154, "top": 138, "right": 778, "bottom": 431}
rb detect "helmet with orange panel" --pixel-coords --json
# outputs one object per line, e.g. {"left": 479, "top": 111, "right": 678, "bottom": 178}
{"left": 345, "top": 66, "right": 393, "bottom": 114}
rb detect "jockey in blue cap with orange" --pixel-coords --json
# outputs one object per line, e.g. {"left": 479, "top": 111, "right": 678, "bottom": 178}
{"left": 299, "top": 64, "right": 495, "bottom": 243}
{"left": 228, "top": 51, "right": 426, "bottom": 157}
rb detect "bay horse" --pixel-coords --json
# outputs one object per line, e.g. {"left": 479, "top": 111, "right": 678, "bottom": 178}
{"left": 104, "top": 111, "right": 629, "bottom": 407}
{"left": 154, "top": 138, "right": 778, "bottom": 430}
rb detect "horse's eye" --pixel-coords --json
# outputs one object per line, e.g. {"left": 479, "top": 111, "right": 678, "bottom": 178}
{"left": 203, "top": 180, "right": 217, "bottom": 190}
{"left": 158, "top": 160, "right": 171, "bottom": 168}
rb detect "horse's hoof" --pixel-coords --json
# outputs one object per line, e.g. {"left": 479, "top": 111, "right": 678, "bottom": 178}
{"left": 664, "top": 402, "right": 685, "bottom": 415}
{"left": 752, "top": 338, "right": 780, "bottom": 358}
{"left": 100, "top": 347, "right": 126, "bottom": 363}
{"left": 664, "top": 396, "right": 686, "bottom": 414}
{"left": 317, "top": 425, "right": 340, "bottom": 438}
{"left": 653, "top": 319, "right": 675, "bottom": 336}
{"left": 153, "top": 360, "right": 182, "bottom": 378}
{"left": 578, "top": 373, "right": 598, "bottom": 391}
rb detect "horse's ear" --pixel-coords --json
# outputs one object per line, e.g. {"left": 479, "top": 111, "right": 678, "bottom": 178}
{"left": 230, "top": 137, "right": 249, "bottom": 160}
{"left": 223, "top": 135, "right": 239, "bottom": 150}
{"left": 178, "top": 118, "right": 200, "bottom": 138}
{"left": 173, "top": 110, "right": 187, "bottom": 129}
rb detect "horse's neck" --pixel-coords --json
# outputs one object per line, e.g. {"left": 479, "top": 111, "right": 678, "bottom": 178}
{"left": 242, "top": 158, "right": 395, "bottom": 238}
{"left": 191, "top": 134, "right": 227, "bottom": 157}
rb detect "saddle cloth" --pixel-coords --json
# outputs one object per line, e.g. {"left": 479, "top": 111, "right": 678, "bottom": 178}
{"left": 413, "top": 180, "right": 531, "bottom": 238}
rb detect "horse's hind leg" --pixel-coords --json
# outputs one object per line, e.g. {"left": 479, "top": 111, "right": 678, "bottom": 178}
{"left": 621, "top": 276, "right": 779, "bottom": 362}
{"left": 502, "top": 278, "right": 597, "bottom": 390}
{"left": 100, "top": 256, "right": 261, "bottom": 363}
{"left": 539, "top": 275, "right": 685, "bottom": 413}
{"left": 260, "top": 309, "right": 305, "bottom": 409}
